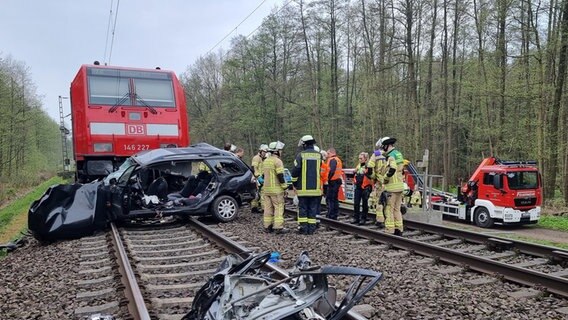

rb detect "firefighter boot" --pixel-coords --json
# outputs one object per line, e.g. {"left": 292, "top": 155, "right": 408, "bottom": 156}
{"left": 298, "top": 223, "right": 308, "bottom": 235}
{"left": 394, "top": 229, "right": 403, "bottom": 236}
{"left": 264, "top": 226, "right": 274, "bottom": 233}
{"left": 275, "top": 228, "right": 290, "bottom": 234}
{"left": 307, "top": 223, "right": 317, "bottom": 235}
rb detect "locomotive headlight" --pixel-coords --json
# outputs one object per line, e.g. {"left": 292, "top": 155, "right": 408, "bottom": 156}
{"left": 94, "top": 143, "right": 113, "bottom": 152}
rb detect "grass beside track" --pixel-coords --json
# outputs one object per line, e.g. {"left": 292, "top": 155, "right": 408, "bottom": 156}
{"left": 0, "top": 176, "right": 65, "bottom": 244}
{"left": 537, "top": 215, "right": 568, "bottom": 232}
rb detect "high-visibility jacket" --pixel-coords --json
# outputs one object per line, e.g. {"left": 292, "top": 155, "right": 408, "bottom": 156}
{"left": 368, "top": 153, "right": 387, "bottom": 187}
{"left": 384, "top": 149, "right": 405, "bottom": 192}
{"left": 262, "top": 155, "right": 287, "bottom": 195}
{"left": 327, "top": 156, "right": 343, "bottom": 181}
{"left": 291, "top": 148, "right": 322, "bottom": 197}
{"left": 251, "top": 153, "right": 263, "bottom": 177}
{"left": 320, "top": 162, "right": 329, "bottom": 186}
{"left": 354, "top": 163, "right": 373, "bottom": 189}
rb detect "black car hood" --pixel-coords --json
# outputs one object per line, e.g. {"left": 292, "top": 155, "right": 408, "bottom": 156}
{"left": 28, "top": 182, "right": 108, "bottom": 241}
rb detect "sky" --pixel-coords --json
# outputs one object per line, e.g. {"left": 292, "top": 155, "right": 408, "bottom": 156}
{"left": 0, "top": 0, "right": 282, "bottom": 123}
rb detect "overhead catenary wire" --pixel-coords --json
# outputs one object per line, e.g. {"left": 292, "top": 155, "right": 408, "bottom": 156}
{"left": 107, "top": 0, "right": 121, "bottom": 65}
{"left": 103, "top": 0, "right": 114, "bottom": 65}
{"left": 244, "top": 0, "right": 293, "bottom": 39}
{"left": 206, "top": 0, "right": 295, "bottom": 59}
{"left": 206, "top": 0, "right": 270, "bottom": 55}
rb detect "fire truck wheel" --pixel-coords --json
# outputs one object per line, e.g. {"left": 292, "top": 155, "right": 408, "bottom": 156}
{"left": 474, "top": 207, "right": 494, "bottom": 228}
{"left": 212, "top": 195, "right": 239, "bottom": 222}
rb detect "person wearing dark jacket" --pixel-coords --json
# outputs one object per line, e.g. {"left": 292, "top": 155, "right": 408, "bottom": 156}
{"left": 291, "top": 135, "right": 322, "bottom": 235}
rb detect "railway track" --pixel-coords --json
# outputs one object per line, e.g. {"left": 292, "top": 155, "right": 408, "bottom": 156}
{"left": 287, "top": 203, "right": 568, "bottom": 299}
{"left": 74, "top": 217, "right": 368, "bottom": 320}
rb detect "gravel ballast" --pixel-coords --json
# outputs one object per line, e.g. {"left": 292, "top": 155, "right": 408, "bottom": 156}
{"left": 217, "top": 209, "right": 568, "bottom": 319}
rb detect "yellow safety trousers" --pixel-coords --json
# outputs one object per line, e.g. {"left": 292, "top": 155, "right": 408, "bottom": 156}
{"left": 385, "top": 191, "right": 403, "bottom": 233}
{"left": 263, "top": 193, "right": 284, "bottom": 229}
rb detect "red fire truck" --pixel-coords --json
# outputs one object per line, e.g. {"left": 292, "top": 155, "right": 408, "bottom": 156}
{"left": 70, "top": 63, "right": 190, "bottom": 182}
{"left": 433, "top": 157, "right": 542, "bottom": 227}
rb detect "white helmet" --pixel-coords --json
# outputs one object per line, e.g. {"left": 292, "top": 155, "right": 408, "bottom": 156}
{"left": 269, "top": 141, "right": 285, "bottom": 151}
{"left": 230, "top": 144, "right": 237, "bottom": 152}
{"left": 377, "top": 136, "right": 396, "bottom": 148}
{"left": 320, "top": 150, "right": 328, "bottom": 159}
{"left": 300, "top": 134, "right": 316, "bottom": 146}
{"left": 259, "top": 144, "right": 269, "bottom": 152}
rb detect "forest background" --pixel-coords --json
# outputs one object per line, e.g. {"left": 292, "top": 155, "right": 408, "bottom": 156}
{"left": 1, "top": 0, "right": 568, "bottom": 207}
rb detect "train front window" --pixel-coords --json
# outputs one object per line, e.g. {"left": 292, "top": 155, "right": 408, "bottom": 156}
{"left": 134, "top": 79, "right": 175, "bottom": 107}
{"left": 89, "top": 76, "right": 130, "bottom": 105}
{"left": 87, "top": 67, "right": 175, "bottom": 108}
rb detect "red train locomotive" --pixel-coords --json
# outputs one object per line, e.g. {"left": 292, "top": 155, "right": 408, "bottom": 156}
{"left": 70, "top": 63, "right": 190, "bottom": 182}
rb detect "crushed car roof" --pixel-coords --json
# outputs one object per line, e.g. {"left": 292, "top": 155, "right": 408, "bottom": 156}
{"left": 133, "top": 143, "right": 236, "bottom": 166}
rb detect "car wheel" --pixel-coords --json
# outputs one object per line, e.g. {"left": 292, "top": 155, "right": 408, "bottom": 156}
{"left": 212, "top": 195, "right": 239, "bottom": 222}
{"left": 474, "top": 207, "right": 494, "bottom": 228}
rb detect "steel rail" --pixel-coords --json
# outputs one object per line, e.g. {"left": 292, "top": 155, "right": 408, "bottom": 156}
{"left": 110, "top": 222, "right": 151, "bottom": 320}
{"left": 335, "top": 202, "right": 568, "bottom": 261}
{"left": 403, "top": 219, "right": 568, "bottom": 260}
{"left": 187, "top": 217, "right": 367, "bottom": 320}
{"left": 317, "top": 216, "right": 568, "bottom": 298}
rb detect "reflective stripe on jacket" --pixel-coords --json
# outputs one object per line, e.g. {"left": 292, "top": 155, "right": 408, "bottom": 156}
{"left": 262, "top": 156, "right": 286, "bottom": 194}
{"left": 291, "top": 149, "right": 322, "bottom": 197}
{"left": 368, "top": 153, "right": 386, "bottom": 187}
{"left": 384, "top": 149, "right": 404, "bottom": 192}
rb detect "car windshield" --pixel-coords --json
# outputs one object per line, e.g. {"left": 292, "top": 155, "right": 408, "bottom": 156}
{"left": 103, "top": 158, "right": 136, "bottom": 185}
{"left": 506, "top": 171, "right": 538, "bottom": 190}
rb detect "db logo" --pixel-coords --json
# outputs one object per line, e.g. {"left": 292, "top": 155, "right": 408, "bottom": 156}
{"left": 126, "top": 124, "right": 146, "bottom": 135}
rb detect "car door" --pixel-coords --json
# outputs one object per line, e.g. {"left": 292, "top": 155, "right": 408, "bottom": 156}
{"left": 108, "top": 163, "right": 137, "bottom": 219}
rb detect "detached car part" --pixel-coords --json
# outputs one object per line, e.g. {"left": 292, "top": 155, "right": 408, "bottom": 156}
{"left": 183, "top": 251, "right": 382, "bottom": 320}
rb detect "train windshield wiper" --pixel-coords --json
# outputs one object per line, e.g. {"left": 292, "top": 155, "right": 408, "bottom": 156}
{"left": 108, "top": 92, "right": 130, "bottom": 113}
{"left": 134, "top": 94, "right": 158, "bottom": 114}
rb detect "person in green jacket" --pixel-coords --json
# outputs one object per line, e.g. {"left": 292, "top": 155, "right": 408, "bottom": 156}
{"left": 377, "top": 136, "right": 405, "bottom": 236}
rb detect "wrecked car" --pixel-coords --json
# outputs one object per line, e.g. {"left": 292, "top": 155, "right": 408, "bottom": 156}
{"left": 28, "top": 143, "right": 256, "bottom": 240}
{"left": 184, "top": 251, "right": 382, "bottom": 320}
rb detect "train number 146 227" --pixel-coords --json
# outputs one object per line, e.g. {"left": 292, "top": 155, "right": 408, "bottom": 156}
{"left": 123, "top": 144, "right": 150, "bottom": 151}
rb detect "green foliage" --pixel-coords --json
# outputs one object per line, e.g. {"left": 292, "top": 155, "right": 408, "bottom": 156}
{"left": 0, "top": 176, "right": 65, "bottom": 232}
{"left": 180, "top": 0, "right": 566, "bottom": 203}
{"left": 0, "top": 55, "right": 62, "bottom": 184}
{"left": 537, "top": 215, "right": 568, "bottom": 232}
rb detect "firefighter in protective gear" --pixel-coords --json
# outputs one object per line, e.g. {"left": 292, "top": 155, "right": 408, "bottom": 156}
{"left": 262, "top": 141, "right": 288, "bottom": 234}
{"left": 353, "top": 152, "right": 373, "bottom": 225}
{"left": 251, "top": 144, "right": 268, "bottom": 213}
{"left": 325, "top": 147, "right": 343, "bottom": 220}
{"left": 292, "top": 135, "right": 322, "bottom": 235}
{"left": 378, "top": 136, "right": 405, "bottom": 236}
{"left": 410, "top": 187, "right": 422, "bottom": 207}
{"left": 368, "top": 146, "right": 386, "bottom": 227}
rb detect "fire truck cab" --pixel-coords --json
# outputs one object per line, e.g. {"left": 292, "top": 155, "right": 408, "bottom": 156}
{"left": 441, "top": 157, "right": 542, "bottom": 227}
